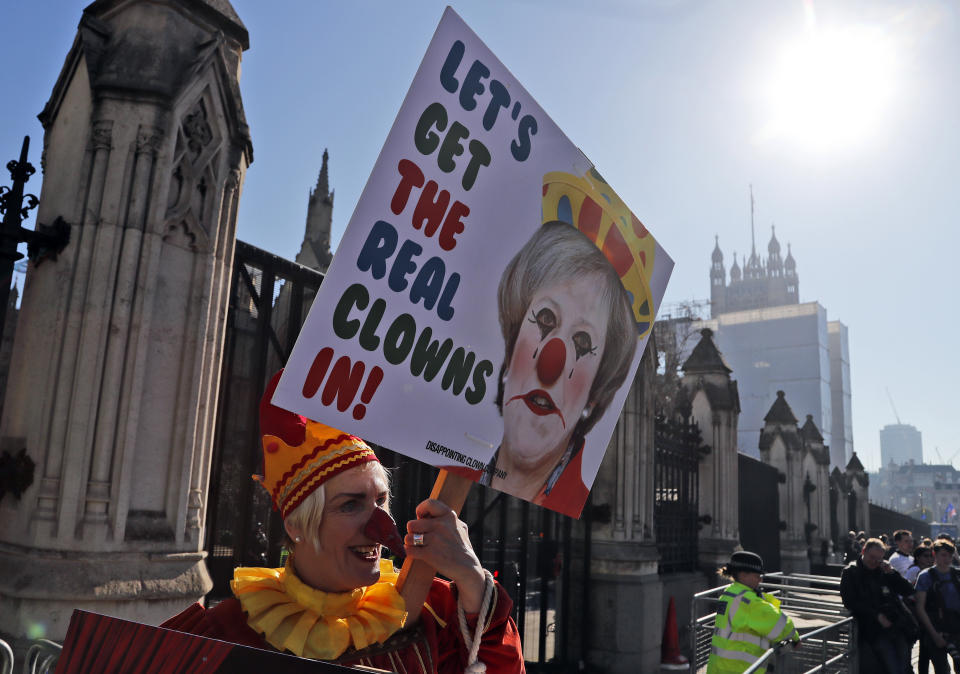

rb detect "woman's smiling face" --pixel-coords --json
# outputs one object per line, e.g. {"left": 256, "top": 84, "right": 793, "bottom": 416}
{"left": 501, "top": 272, "right": 608, "bottom": 471}
{"left": 290, "top": 466, "right": 389, "bottom": 593}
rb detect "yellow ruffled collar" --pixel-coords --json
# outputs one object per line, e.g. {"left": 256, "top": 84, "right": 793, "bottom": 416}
{"left": 230, "top": 557, "right": 407, "bottom": 660}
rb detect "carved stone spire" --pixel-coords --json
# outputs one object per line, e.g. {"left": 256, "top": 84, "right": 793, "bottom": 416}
{"left": 298, "top": 149, "right": 334, "bottom": 271}
{"left": 312, "top": 148, "right": 332, "bottom": 205}
{"left": 730, "top": 251, "right": 741, "bottom": 282}
{"left": 767, "top": 224, "right": 783, "bottom": 276}
{"left": 710, "top": 235, "right": 726, "bottom": 316}
{"left": 682, "top": 328, "right": 733, "bottom": 375}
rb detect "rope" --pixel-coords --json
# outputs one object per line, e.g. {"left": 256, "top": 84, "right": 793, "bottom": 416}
{"left": 457, "top": 568, "right": 495, "bottom": 673}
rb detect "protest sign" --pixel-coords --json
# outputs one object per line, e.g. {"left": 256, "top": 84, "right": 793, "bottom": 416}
{"left": 273, "top": 8, "right": 673, "bottom": 518}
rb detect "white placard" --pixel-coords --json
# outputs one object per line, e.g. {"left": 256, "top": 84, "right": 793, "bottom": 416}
{"left": 274, "top": 8, "right": 674, "bottom": 518}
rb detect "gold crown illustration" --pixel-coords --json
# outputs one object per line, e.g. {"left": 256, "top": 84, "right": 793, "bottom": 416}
{"left": 542, "top": 169, "right": 657, "bottom": 337}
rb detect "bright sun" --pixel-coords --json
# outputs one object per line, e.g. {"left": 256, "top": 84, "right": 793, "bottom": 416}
{"left": 757, "top": 24, "right": 898, "bottom": 152}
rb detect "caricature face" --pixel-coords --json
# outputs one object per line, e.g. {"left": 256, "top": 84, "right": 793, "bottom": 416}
{"left": 501, "top": 272, "right": 608, "bottom": 470}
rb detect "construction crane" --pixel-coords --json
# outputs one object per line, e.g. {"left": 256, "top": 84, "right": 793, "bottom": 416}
{"left": 885, "top": 387, "right": 901, "bottom": 424}
{"left": 933, "top": 447, "right": 960, "bottom": 469}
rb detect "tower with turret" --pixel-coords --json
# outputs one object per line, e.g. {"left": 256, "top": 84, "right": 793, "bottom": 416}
{"left": 709, "top": 225, "right": 798, "bottom": 318}
{"left": 710, "top": 236, "right": 726, "bottom": 315}
{"left": 709, "top": 186, "right": 798, "bottom": 317}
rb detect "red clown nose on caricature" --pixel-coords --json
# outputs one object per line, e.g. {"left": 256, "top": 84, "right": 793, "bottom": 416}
{"left": 536, "top": 337, "right": 567, "bottom": 386}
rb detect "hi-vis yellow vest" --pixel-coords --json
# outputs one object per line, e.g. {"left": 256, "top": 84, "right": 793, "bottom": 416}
{"left": 706, "top": 581, "right": 800, "bottom": 674}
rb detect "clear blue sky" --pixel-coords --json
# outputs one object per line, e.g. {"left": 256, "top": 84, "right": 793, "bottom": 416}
{"left": 1, "top": 1, "right": 957, "bottom": 471}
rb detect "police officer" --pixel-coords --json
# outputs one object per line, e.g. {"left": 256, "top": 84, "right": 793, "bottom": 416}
{"left": 707, "top": 551, "right": 801, "bottom": 673}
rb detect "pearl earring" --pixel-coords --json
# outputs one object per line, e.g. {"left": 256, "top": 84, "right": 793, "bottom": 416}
{"left": 294, "top": 535, "right": 303, "bottom": 544}
{"left": 581, "top": 408, "right": 591, "bottom": 421}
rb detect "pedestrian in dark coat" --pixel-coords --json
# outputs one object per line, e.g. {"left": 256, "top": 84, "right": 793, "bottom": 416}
{"left": 840, "top": 537, "right": 916, "bottom": 673}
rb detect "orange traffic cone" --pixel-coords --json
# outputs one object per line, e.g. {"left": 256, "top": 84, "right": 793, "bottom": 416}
{"left": 661, "top": 596, "right": 690, "bottom": 670}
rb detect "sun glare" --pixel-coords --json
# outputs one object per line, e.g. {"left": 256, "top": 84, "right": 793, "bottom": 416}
{"left": 757, "top": 25, "right": 898, "bottom": 153}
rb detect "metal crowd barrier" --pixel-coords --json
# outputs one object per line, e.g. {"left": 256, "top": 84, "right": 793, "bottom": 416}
{"left": 741, "top": 618, "right": 856, "bottom": 674}
{"left": 691, "top": 573, "right": 857, "bottom": 673}
{"left": 1, "top": 638, "right": 12, "bottom": 674}
{"left": 0, "top": 639, "right": 61, "bottom": 674}
{"left": 25, "top": 639, "right": 61, "bottom": 674}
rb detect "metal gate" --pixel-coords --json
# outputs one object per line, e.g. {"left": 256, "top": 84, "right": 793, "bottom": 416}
{"left": 654, "top": 414, "right": 703, "bottom": 573}
{"left": 847, "top": 492, "right": 859, "bottom": 533}
{"left": 868, "top": 503, "right": 929, "bottom": 540}
{"left": 204, "top": 240, "right": 589, "bottom": 669}
{"left": 204, "top": 240, "right": 323, "bottom": 595}
{"left": 739, "top": 453, "right": 781, "bottom": 572}
{"left": 830, "top": 481, "right": 840, "bottom": 550}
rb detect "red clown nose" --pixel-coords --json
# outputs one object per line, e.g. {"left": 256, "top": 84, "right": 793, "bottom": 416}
{"left": 536, "top": 337, "right": 566, "bottom": 386}
{"left": 363, "top": 506, "right": 406, "bottom": 563}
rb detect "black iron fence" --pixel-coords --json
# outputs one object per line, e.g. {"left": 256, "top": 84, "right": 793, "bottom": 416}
{"left": 204, "top": 241, "right": 323, "bottom": 593}
{"left": 739, "top": 453, "right": 782, "bottom": 572}
{"left": 869, "top": 502, "right": 930, "bottom": 540}
{"left": 830, "top": 481, "right": 838, "bottom": 548}
{"left": 653, "top": 414, "right": 702, "bottom": 573}
{"left": 204, "top": 240, "right": 588, "bottom": 669}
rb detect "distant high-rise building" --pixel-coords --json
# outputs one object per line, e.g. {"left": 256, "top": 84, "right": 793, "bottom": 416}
{"left": 880, "top": 423, "right": 923, "bottom": 466}
{"left": 695, "top": 302, "right": 850, "bottom": 468}
{"left": 828, "top": 322, "right": 853, "bottom": 464}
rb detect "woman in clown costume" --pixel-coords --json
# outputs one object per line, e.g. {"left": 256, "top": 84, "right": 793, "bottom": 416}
{"left": 162, "top": 372, "right": 524, "bottom": 673}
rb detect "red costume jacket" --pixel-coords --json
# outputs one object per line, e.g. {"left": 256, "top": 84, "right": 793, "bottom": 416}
{"left": 162, "top": 577, "right": 524, "bottom": 674}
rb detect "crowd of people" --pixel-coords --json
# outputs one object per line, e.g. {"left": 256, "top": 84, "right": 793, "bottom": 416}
{"left": 841, "top": 528, "right": 960, "bottom": 674}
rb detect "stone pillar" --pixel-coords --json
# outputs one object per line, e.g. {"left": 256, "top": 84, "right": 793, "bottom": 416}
{"left": 680, "top": 328, "right": 741, "bottom": 572}
{"left": 586, "top": 342, "right": 663, "bottom": 673}
{"left": 817, "top": 459, "right": 832, "bottom": 557}
{"left": 832, "top": 467, "right": 850, "bottom": 547}
{"left": 0, "top": 0, "right": 251, "bottom": 641}
{"left": 799, "top": 415, "right": 832, "bottom": 565}
{"left": 758, "top": 391, "right": 810, "bottom": 573}
{"left": 845, "top": 453, "right": 870, "bottom": 534}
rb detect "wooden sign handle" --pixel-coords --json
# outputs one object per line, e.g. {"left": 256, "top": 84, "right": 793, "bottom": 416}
{"left": 396, "top": 469, "right": 474, "bottom": 623}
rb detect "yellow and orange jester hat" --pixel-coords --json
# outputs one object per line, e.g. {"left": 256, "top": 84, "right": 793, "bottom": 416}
{"left": 542, "top": 169, "right": 658, "bottom": 338}
{"left": 256, "top": 370, "right": 379, "bottom": 519}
